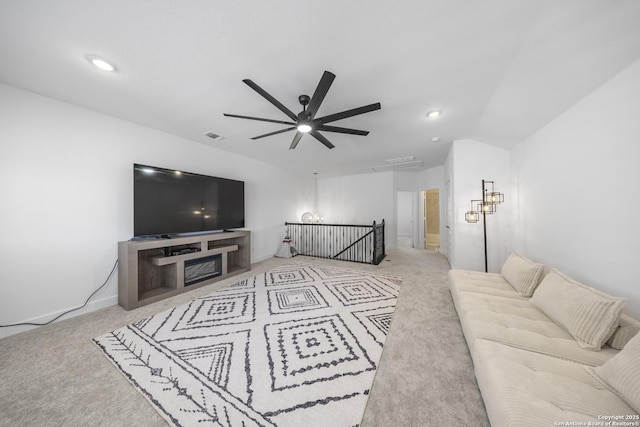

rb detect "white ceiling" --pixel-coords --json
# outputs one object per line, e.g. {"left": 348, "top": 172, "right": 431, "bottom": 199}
{"left": 1, "top": 0, "right": 639, "bottom": 177}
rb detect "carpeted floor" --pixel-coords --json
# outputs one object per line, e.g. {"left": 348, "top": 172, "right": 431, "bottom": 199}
{"left": 0, "top": 248, "right": 489, "bottom": 427}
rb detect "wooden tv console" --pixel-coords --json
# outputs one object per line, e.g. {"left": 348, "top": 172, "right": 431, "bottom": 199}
{"left": 117, "top": 230, "right": 251, "bottom": 310}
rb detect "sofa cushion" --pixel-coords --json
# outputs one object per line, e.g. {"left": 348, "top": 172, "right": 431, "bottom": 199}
{"left": 500, "top": 252, "right": 544, "bottom": 297}
{"left": 591, "top": 332, "right": 640, "bottom": 413}
{"left": 530, "top": 269, "right": 627, "bottom": 350}
{"left": 451, "top": 289, "right": 618, "bottom": 366}
{"left": 472, "top": 339, "right": 636, "bottom": 427}
{"left": 607, "top": 313, "right": 640, "bottom": 350}
{"left": 448, "top": 269, "right": 526, "bottom": 300}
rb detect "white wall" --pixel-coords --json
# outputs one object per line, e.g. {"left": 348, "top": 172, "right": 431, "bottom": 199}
{"left": 0, "top": 83, "right": 314, "bottom": 337}
{"left": 317, "top": 171, "right": 394, "bottom": 243}
{"left": 511, "top": 58, "right": 640, "bottom": 315}
{"left": 317, "top": 171, "right": 394, "bottom": 225}
{"left": 318, "top": 169, "right": 447, "bottom": 251}
{"left": 447, "top": 139, "right": 512, "bottom": 272}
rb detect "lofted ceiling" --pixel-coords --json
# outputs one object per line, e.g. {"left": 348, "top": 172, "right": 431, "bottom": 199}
{"left": 1, "top": 0, "right": 640, "bottom": 177}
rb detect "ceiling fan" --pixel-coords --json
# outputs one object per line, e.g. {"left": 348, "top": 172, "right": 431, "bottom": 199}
{"left": 224, "top": 71, "right": 381, "bottom": 149}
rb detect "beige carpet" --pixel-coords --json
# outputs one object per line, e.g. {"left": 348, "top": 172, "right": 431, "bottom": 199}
{"left": 0, "top": 248, "right": 489, "bottom": 427}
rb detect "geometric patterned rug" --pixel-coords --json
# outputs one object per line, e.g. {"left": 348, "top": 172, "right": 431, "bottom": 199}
{"left": 93, "top": 262, "right": 402, "bottom": 427}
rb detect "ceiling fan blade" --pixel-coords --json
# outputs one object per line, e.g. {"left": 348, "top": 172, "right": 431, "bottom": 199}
{"left": 306, "top": 71, "right": 336, "bottom": 119}
{"left": 242, "top": 79, "right": 298, "bottom": 121}
{"left": 251, "top": 127, "right": 296, "bottom": 140}
{"left": 289, "top": 131, "right": 304, "bottom": 150}
{"left": 223, "top": 113, "right": 295, "bottom": 126}
{"left": 317, "top": 124, "right": 369, "bottom": 136}
{"left": 317, "top": 102, "right": 381, "bottom": 124}
{"left": 310, "top": 130, "right": 335, "bottom": 149}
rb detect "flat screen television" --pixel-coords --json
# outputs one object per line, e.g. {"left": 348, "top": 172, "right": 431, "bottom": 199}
{"left": 133, "top": 164, "right": 245, "bottom": 237}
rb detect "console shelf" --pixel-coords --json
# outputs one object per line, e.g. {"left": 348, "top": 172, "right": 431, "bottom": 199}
{"left": 151, "top": 245, "right": 239, "bottom": 266}
{"left": 118, "top": 231, "right": 250, "bottom": 310}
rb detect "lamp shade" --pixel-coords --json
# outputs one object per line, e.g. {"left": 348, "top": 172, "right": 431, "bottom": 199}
{"left": 465, "top": 210, "right": 479, "bottom": 223}
{"left": 485, "top": 192, "right": 504, "bottom": 205}
{"left": 478, "top": 202, "right": 496, "bottom": 214}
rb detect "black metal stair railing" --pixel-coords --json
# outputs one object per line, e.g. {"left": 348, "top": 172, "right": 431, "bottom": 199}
{"left": 285, "top": 220, "right": 385, "bottom": 265}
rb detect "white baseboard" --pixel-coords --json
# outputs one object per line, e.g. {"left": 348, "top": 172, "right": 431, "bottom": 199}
{"left": 252, "top": 252, "right": 275, "bottom": 263}
{"left": 0, "top": 294, "right": 118, "bottom": 340}
{"left": 2, "top": 254, "right": 279, "bottom": 340}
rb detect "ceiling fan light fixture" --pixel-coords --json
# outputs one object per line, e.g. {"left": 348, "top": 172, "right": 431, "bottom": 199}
{"left": 297, "top": 123, "right": 312, "bottom": 133}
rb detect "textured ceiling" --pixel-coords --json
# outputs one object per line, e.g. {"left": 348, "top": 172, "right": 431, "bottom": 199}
{"left": 1, "top": 0, "right": 639, "bottom": 177}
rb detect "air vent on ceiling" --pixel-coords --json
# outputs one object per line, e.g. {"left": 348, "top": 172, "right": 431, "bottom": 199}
{"left": 386, "top": 156, "right": 415, "bottom": 164}
{"left": 371, "top": 156, "right": 423, "bottom": 172}
{"left": 204, "top": 132, "right": 224, "bottom": 141}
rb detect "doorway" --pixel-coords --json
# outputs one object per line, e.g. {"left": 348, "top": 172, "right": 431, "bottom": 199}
{"left": 422, "top": 189, "right": 440, "bottom": 251}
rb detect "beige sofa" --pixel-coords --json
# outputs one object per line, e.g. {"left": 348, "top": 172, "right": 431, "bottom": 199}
{"left": 449, "top": 253, "right": 640, "bottom": 427}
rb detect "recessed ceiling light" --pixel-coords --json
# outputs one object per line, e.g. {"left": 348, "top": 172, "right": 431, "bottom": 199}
{"left": 426, "top": 110, "right": 441, "bottom": 119}
{"left": 85, "top": 54, "right": 118, "bottom": 72}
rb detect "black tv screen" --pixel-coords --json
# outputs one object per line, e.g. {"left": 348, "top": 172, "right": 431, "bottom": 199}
{"left": 133, "top": 164, "right": 245, "bottom": 237}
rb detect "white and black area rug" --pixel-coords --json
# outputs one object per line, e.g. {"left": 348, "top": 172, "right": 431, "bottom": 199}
{"left": 93, "top": 262, "right": 402, "bottom": 427}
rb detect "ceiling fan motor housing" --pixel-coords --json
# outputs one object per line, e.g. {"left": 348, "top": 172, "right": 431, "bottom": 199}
{"left": 297, "top": 111, "right": 312, "bottom": 122}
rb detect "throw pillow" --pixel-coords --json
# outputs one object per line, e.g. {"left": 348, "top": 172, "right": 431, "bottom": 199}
{"left": 592, "top": 332, "right": 640, "bottom": 413}
{"left": 501, "top": 252, "right": 545, "bottom": 297}
{"left": 530, "top": 269, "right": 627, "bottom": 350}
{"left": 607, "top": 313, "right": 640, "bottom": 350}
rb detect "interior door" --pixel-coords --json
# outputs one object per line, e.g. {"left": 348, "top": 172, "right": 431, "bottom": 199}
{"left": 445, "top": 179, "right": 452, "bottom": 261}
{"left": 422, "top": 191, "right": 427, "bottom": 249}
{"left": 396, "top": 191, "right": 414, "bottom": 248}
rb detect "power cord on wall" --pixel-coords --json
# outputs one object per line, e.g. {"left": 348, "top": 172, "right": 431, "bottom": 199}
{"left": 0, "top": 259, "right": 118, "bottom": 328}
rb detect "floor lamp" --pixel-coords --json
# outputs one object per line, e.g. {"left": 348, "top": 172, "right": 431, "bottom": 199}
{"left": 464, "top": 180, "right": 504, "bottom": 272}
